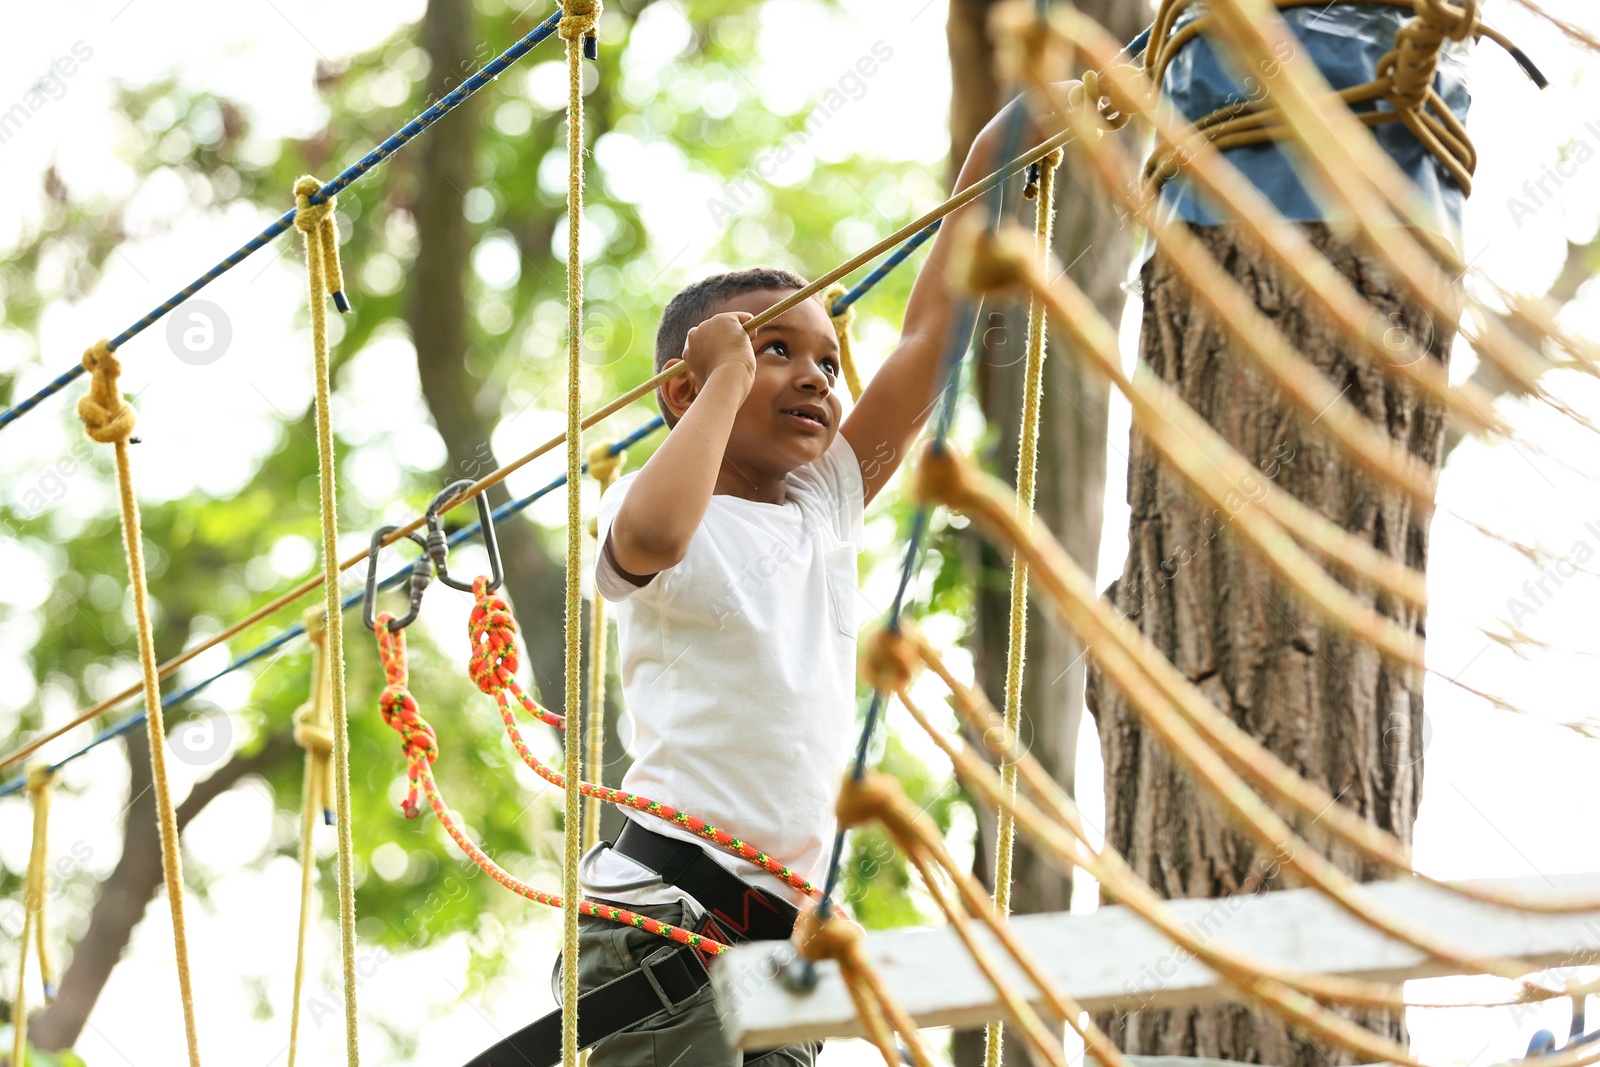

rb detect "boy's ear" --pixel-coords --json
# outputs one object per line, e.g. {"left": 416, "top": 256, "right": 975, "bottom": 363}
{"left": 658, "top": 358, "right": 696, "bottom": 422}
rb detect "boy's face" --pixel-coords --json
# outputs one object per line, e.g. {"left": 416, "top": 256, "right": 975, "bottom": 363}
{"left": 707, "top": 288, "right": 845, "bottom": 479}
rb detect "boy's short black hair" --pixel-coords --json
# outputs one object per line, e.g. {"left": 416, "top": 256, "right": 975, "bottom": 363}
{"left": 654, "top": 267, "right": 810, "bottom": 427}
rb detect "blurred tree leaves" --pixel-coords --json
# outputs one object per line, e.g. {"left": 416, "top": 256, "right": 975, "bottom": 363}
{"left": 0, "top": 0, "right": 966, "bottom": 1043}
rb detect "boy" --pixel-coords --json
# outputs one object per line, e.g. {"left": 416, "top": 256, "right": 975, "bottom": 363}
{"left": 575, "top": 99, "right": 1045, "bottom": 1066}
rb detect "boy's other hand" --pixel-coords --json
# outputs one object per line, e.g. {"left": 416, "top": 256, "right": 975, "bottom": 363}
{"left": 682, "top": 311, "right": 757, "bottom": 393}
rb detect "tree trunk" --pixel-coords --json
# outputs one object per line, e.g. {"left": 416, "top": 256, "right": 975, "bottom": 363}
{"left": 1087, "top": 223, "right": 1449, "bottom": 1065}
{"left": 948, "top": 2, "right": 1144, "bottom": 1063}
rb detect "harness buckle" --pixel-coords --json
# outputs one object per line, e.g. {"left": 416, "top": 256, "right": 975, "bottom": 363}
{"left": 637, "top": 944, "right": 703, "bottom": 1016}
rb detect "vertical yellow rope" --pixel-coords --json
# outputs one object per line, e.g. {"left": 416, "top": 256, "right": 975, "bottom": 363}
{"left": 559, "top": 5, "right": 600, "bottom": 1064}
{"left": 824, "top": 284, "right": 865, "bottom": 402}
{"left": 11, "top": 764, "right": 56, "bottom": 1067}
{"left": 293, "top": 174, "right": 361, "bottom": 1067}
{"left": 287, "top": 608, "right": 334, "bottom": 1067}
{"left": 75, "top": 339, "right": 204, "bottom": 1067}
{"left": 583, "top": 441, "right": 623, "bottom": 852}
{"left": 984, "top": 148, "right": 1060, "bottom": 1067}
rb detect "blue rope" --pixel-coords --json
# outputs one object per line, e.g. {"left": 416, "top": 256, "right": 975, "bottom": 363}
{"left": 829, "top": 221, "right": 941, "bottom": 317}
{"left": 0, "top": 7, "right": 564, "bottom": 433}
{"left": 814, "top": 59, "right": 1040, "bottom": 927}
{"left": 0, "top": 417, "right": 664, "bottom": 800}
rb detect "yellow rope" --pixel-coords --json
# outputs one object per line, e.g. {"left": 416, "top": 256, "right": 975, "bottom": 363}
{"left": 823, "top": 284, "right": 865, "bottom": 402}
{"left": 293, "top": 173, "right": 360, "bottom": 1067}
{"left": 583, "top": 441, "right": 623, "bottom": 858}
{"left": 984, "top": 145, "right": 1059, "bottom": 1067}
{"left": 76, "top": 339, "right": 204, "bottom": 1066}
{"left": 11, "top": 765, "right": 56, "bottom": 1067}
{"left": 558, "top": 4, "right": 599, "bottom": 1062}
{"left": 287, "top": 607, "right": 333, "bottom": 1067}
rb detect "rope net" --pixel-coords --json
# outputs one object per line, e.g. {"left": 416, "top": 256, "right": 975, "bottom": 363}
{"left": 9, "top": 0, "right": 1600, "bottom": 1063}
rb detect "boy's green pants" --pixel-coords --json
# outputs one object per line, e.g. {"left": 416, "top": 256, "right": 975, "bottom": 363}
{"left": 575, "top": 900, "right": 823, "bottom": 1066}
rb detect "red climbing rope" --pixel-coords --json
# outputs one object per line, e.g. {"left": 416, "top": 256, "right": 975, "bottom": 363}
{"left": 466, "top": 581, "right": 566, "bottom": 729}
{"left": 373, "top": 611, "right": 727, "bottom": 956}
{"left": 466, "top": 577, "right": 822, "bottom": 899}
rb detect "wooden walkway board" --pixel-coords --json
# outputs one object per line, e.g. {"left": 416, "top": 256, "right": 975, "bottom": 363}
{"left": 715, "top": 874, "right": 1600, "bottom": 1050}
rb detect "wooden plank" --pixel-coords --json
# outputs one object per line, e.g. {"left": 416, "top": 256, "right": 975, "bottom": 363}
{"left": 714, "top": 874, "right": 1600, "bottom": 1050}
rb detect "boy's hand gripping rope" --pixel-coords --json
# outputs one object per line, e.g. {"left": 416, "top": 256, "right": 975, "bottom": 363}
{"left": 371, "top": 614, "right": 729, "bottom": 960}
{"left": 76, "top": 340, "right": 205, "bottom": 1067}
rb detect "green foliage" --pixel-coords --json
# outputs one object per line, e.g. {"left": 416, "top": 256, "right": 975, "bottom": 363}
{"left": 0, "top": 0, "right": 977, "bottom": 1040}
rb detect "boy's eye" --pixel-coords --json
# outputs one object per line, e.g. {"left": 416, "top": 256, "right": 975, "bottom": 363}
{"left": 822, "top": 359, "right": 839, "bottom": 376}
{"left": 760, "top": 341, "right": 787, "bottom": 356}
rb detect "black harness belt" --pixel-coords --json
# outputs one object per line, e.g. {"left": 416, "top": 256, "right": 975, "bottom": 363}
{"left": 458, "top": 821, "right": 800, "bottom": 1067}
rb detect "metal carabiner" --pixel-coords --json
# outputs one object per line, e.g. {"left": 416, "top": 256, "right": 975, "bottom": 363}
{"left": 363, "top": 526, "right": 431, "bottom": 631}
{"left": 424, "top": 479, "right": 504, "bottom": 594}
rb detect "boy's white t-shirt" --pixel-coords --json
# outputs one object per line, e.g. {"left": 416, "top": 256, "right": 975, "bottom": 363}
{"left": 586, "top": 433, "right": 865, "bottom": 912}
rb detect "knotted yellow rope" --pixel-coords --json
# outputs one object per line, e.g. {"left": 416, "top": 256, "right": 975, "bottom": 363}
{"left": 77, "top": 339, "right": 204, "bottom": 1067}
{"left": 1142, "top": 0, "right": 1497, "bottom": 195}
{"left": 793, "top": 902, "right": 937, "bottom": 1067}
{"left": 983, "top": 144, "right": 1059, "bottom": 1067}
{"left": 287, "top": 607, "right": 333, "bottom": 1067}
{"left": 11, "top": 765, "right": 57, "bottom": 1067}
{"left": 558, "top": 7, "right": 599, "bottom": 1061}
{"left": 823, "top": 284, "right": 864, "bottom": 402}
{"left": 582, "top": 440, "right": 623, "bottom": 857}
{"left": 293, "top": 174, "right": 360, "bottom": 1066}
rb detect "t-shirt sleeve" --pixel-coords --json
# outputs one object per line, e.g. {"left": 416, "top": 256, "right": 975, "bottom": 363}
{"left": 594, "top": 473, "right": 656, "bottom": 603}
{"left": 808, "top": 433, "right": 867, "bottom": 546}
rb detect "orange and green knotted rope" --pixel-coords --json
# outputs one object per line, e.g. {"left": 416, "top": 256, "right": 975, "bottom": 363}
{"left": 467, "top": 577, "right": 565, "bottom": 730}
{"left": 465, "top": 577, "right": 820, "bottom": 898}
{"left": 370, "top": 611, "right": 728, "bottom": 958}
{"left": 374, "top": 616, "right": 438, "bottom": 820}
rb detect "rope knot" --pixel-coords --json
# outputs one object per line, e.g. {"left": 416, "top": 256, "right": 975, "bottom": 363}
{"left": 823, "top": 283, "right": 865, "bottom": 401}
{"left": 793, "top": 902, "right": 866, "bottom": 965}
{"left": 586, "top": 440, "right": 623, "bottom": 488}
{"left": 293, "top": 705, "right": 334, "bottom": 758}
{"left": 77, "top": 339, "right": 137, "bottom": 444}
{"left": 25, "top": 763, "right": 55, "bottom": 798}
{"left": 375, "top": 615, "right": 437, "bottom": 817}
{"left": 293, "top": 174, "right": 348, "bottom": 312}
{"left": 912, "top": 438, "right": 978, "bottom": 514}
{"left": 957, "top": 223, "right": 1031, "bottom": 296}
{"left": 559, "top": 0, "right": 601, "bottom": 41}
{"left": 292, "top": 175, "right": 333, "bottom": 232}
{"left": 834, "top": 770, "right": 901, "bottom": 831}
{"left": 860, "top": 624, "right": 918, "bottom": 693}
{"left": 1417, "top": 0, "right": 1477, "bottom": 41}
{"left": 1073, "top": 68, "right": 1134, "bottom": 133}
{"left": 469, "top": 576, "right": 520, "bottom": 694}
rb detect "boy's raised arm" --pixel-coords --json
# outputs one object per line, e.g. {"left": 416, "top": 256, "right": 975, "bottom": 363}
{"left": 608, "top": 312, "right": 756, "bottom": 581}
{"left": 841, "top": 92, "right": 1068, "bottom": 507}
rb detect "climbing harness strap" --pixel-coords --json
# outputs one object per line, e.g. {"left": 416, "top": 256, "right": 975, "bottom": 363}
{"left": 463, "top": 823, "right": 799, "bottom": 1067}
{"left": 603, "top": 820, "right": 801, "bottom": 948}
{"left": 459, "top": 943, "right": 709, "bottom": 1067}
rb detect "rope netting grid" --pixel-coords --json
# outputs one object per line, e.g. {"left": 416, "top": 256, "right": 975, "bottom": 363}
{"left": 13, "top": 0, "right": 1596, "bottom": 1059}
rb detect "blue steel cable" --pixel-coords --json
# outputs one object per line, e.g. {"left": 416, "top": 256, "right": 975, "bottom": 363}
{"left": 829, "top": 221, "right": 941, "bottom": 317}
{"left": 0, "top": 7, "right": 564, "bottom": 433}
{"left": 813, "top": 38, "right": 1042, "bottom": 929}
{"left": 0, "top": 417, "right": 664, "bottom": 800}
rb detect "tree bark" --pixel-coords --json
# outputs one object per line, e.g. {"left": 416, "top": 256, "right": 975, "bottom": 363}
{"left": 1087, "top": 223, "right": 1449, "bottom": 1065}
{"left": 948, "top": 1, "right": 1144, "bottom": 1062}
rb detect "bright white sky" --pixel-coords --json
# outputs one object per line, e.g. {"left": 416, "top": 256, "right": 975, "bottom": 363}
{"left": 1, "top": 1, "right": 1599, "bottom": 1065}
